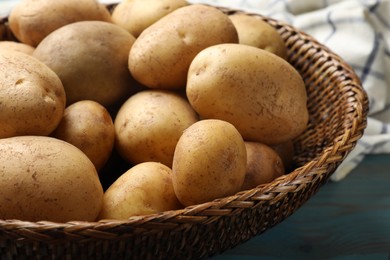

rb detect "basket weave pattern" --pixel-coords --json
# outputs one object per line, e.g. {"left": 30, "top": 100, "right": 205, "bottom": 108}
{"left": 0, "top": 5, "right": 368, "bottom": 259}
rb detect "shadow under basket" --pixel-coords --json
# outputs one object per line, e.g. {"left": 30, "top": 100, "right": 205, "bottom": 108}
{"left": 0, "top": 4, "right": 369, "bottom": 259}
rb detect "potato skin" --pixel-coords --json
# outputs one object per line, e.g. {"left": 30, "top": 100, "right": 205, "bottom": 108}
{"left": 242, "top": 142, "right": 285, "bottom": 190}
{"left": 9, "top": 0, "right": 111, "bottom": 47}
{"left": 172, "top": 119, "right": 247, "bottom": 206}
{"left": 51, "top": 100, "right": 115, "bottom": 171}
{"left": 0, "top": 41, "right": 35, "bottom": 55}
{"left": 114, "top": 90, "right": 199, "bottom": 167}
{"left": 112, "top": 0, "right": 188, "bottom": 37}
{"left": 98, "top": 162, "right": 182, "bottom": 219}
{"left": 0, "top": 136, "right": 103, "bottom": 222}
{"left": 187, "top": 43, "right": 309, "bottom": 145}
{"left": 229, "top": 14, "right": 287, "bottom": 59}
{"left": 33, "top": 21, "right": 136, "bottom": 107}
{"left": 0, "top": 50, "right": 66, "bottom": 139}
{"left": 128, "top": 4, "right": 238, "bottom": 89}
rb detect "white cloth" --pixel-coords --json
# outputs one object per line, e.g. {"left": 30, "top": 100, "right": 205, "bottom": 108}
{"left": 1, "top": 0, "right": 389, "bottom": 181}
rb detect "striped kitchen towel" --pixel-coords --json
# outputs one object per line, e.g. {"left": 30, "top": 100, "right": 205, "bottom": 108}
{"left": 187, "top": 0, "right": 390, "bottom": 181}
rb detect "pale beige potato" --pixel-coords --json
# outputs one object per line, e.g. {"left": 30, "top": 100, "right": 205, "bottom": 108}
{"left": 0, "top": 50, "right": 66, "bottom": 139}
{"left": 33, "top": 21, "right": 136, "bottom": 107}
{"left": 8, "top": 0, "right": 111, "bottom": 47}
{"left": 128, "top": 4, "right": 238, "bottom": 89}
{"left": 98, "top": 162, "right": 182, "bottom": 219}
{"left": 229, "top": 14, "right": 287, "bottom": 59}
{"left": 242, "top": 142, "right": 285, "bottom": 190}
{"left": 0, "top": 41, "right": 35, "bottom": 55}
{"left": 172, "top": 119, "right": 247, "bottom": 206}
{"left": 51, "top": 100, "right": 115, "bottom": 171}
{"left": 187, "top": 43, "right": 309, "bottom": 145}
{"left": 115, "top": 90, "right": 199, "bottom": 167}
{"left": 0, "top": 136, "right": 103, "bottom": 222}
{"left": 112, "top": 0, "right": 188, "bottom": 37}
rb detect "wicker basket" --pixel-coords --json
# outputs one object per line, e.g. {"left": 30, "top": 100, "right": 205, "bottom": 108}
{"left": 0, "top": 4, "right": 368, "bottom": 259}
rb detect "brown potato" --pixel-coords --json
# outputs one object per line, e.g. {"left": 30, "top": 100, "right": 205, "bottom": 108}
{"left": 270, "top": 140, "right": 295, "bottom": 172}
{"left": 187, "top": 43, "right": 309, "bottom": 145}
{"left": 0, "top": 50, "right": 65, "bottom": 139}
{"left": 33, "top": 21, "right": 136, "bottom": 107}
{"left": 114, "top": 90, "right": 199, "bottom": 167}
{"left": 128, "top": 4, "right": 238, "bottom": 89}
{"left": 8, "top": 0, "right": 111, "bottom": 47}
{"left": 0, "top": 136, "right": 103, "bottom": 222}
{"left": 98, "top": 162, "right": 182, "bottom": 219}
{"left": 51, "top": 100, "right": 115, "bottom": 171}
{"left": 242, "top": 142, "right": 285, "bottom": 190}
{"left": 172, "top": 119, "right": 247, "bottom": 206}
{"left": 229, "top": 14, "right": 287, "bottom": 59}
{"left": 0, "top": 41, "right": 35, "bottom": 55}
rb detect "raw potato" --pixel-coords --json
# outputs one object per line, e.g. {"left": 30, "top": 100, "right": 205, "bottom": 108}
{"left": 0, "top": 50, "right": 66, "bottom": 139}
{"left": 187, "top": 43, "right": 309, "bottom": 145}
{"left": 98, "top": 162, "right": 182, "bottom": 219}
{"left": 128, "top": 4, "right": 238, "bottom": 89}
{"left": 0, "top": 41, "right": 35, "bottom": 55}
{"left": 0, "top": 136, "right": 103, "bottom": 222}
{"left": 270, "top": 140, "right": 295, "bottom": 172}
{"left": 33, "top": 21, "right": 136, "bottom": 107}
{"left": 229, "top": 14, "right": 287, "bottom": 59}
{"left": 115, "top": 90, "right": 199, "bottom": 167}
{"left": 8, "top": 0, "right": 111, "bottom": 47}
{"left": 112, "top": 0, "right": 188, "bottom": 37}
{"left": 51, "top": 100, "right": 115, "bottom": 171}
{"left": 172, "top": 119, "right": 247, "bottom": 206}
{"left": 242, "top": 142, "right": 285, "bottom": 190}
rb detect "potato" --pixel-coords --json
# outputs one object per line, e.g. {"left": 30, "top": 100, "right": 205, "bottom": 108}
{"left": 0, "top": 136, "right": 103, "bottom": 222}
{"left": 172, "top": 119, "right": 247, "bottom": 206}
{"left": 270, "top": 140, "right": 295, "bottom": 172}
{"left": 51, "top": 100, "right": 115, "bottom": 171}
{"left": 0, "top": 50, "right": 66, "bottom": 139}
{"left": 229, "top": 14, "right": 287, "bottom": 59}
{"left": 115, "top": 90, "right": 199, "bottom": 167}
{"left": 128, "top": 4, "right": 238, "bottom": 89}
{"left": 0, "top": 41, "right": 35, "bottom": 55}
{"left": 33, "top": 21, "right": 136, "bottom": 107}
{"left": 98, "top": 162, "right": 182, "bottom": 219}
{"left": 112, "top": 0, "right": 188, "bottom": 37}
{"left": 8, "top": 0, "right": 111, "bottom": 47}
{"left": 242, "top": 142, "right": 285, "bottom": 190}
{"left": 186, "top": 43, "right": 309, "bottom": 145}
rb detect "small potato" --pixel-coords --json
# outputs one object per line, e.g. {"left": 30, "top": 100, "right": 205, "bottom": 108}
{"left": 172, "top": 119, "right": 247, "bottom": 206}
{"left": 33, "top": 21, "right": 136, "bottom": 107}
{"left": 229, "top": 14, "right": 287, "bottom": 59}
{"left": 187, "top": 43, "right": 309, "bottom": 145}
{"left": 0, "top": 41, "right": 35, "bottom": 55}
{"left": 0, "top": 50, "right": 66, "bottom": 139}
{"left": 0, "top": 136, "right": 103, "bottom": 222}
{"left": 9, "top": 0, "right": 111, "bottom": 46}
{"left": 51, "top": 100, "right": 115, "bottom": 171}
{"left": 270, "top": 140, "right": 295, "bottom": 172}
{"left": 112, "top": 0, "right": 188, "bottom": 37}
{"left": 242, "top": 142, "right": 285, "bottom": 190}
{"left": 115, "top": 90, "right": 199, "bottom": 167}
{"left": 98, "top": 162, "right": 182, "bottom": 219}
{"left": 128, "top": 4, "right": 238, "bottom": 89}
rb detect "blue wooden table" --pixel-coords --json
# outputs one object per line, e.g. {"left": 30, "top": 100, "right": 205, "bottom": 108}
{"left": 213, "top": 154, "right": 390, "bottom": 259}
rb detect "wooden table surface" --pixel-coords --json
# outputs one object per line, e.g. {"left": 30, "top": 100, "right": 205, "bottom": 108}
{"left": 213, "top": 154, "right": 390, "bottom": 259}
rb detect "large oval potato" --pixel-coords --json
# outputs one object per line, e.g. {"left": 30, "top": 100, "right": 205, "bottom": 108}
{"left": 115, "top": 90, "right": 199, "bottom": 167}
{"left": 0, "top": 136, "right": 103, "bottom": 222}
{"left": 112, "top": 0, "right": 188, "bottom": 37}
{"left": 186, "top": 43, "right": 309, "bottom": 145}
{"left": 0, "top": 50, "right": 66, "bottom": 139}
{"left": 172, "top": 119, "right": 247, "bottom": 206}
{"left": 51, "top": 100, "right": 115, "bottom": 171}
{"left": 98, "top": 162, "right": 182, "bottom": 220}
{"left": 128, "top": 4, "right": 238, "bottom": 89}
{"left": 33, "top": 21, "right": 136, "bottom": 107}
{"left": 8, "top": 0, "right": 111, "bottom": 47}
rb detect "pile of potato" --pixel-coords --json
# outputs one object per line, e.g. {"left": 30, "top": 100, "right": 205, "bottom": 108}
{"left": 0, "top": 0, "right": 308, "bottom": 222}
